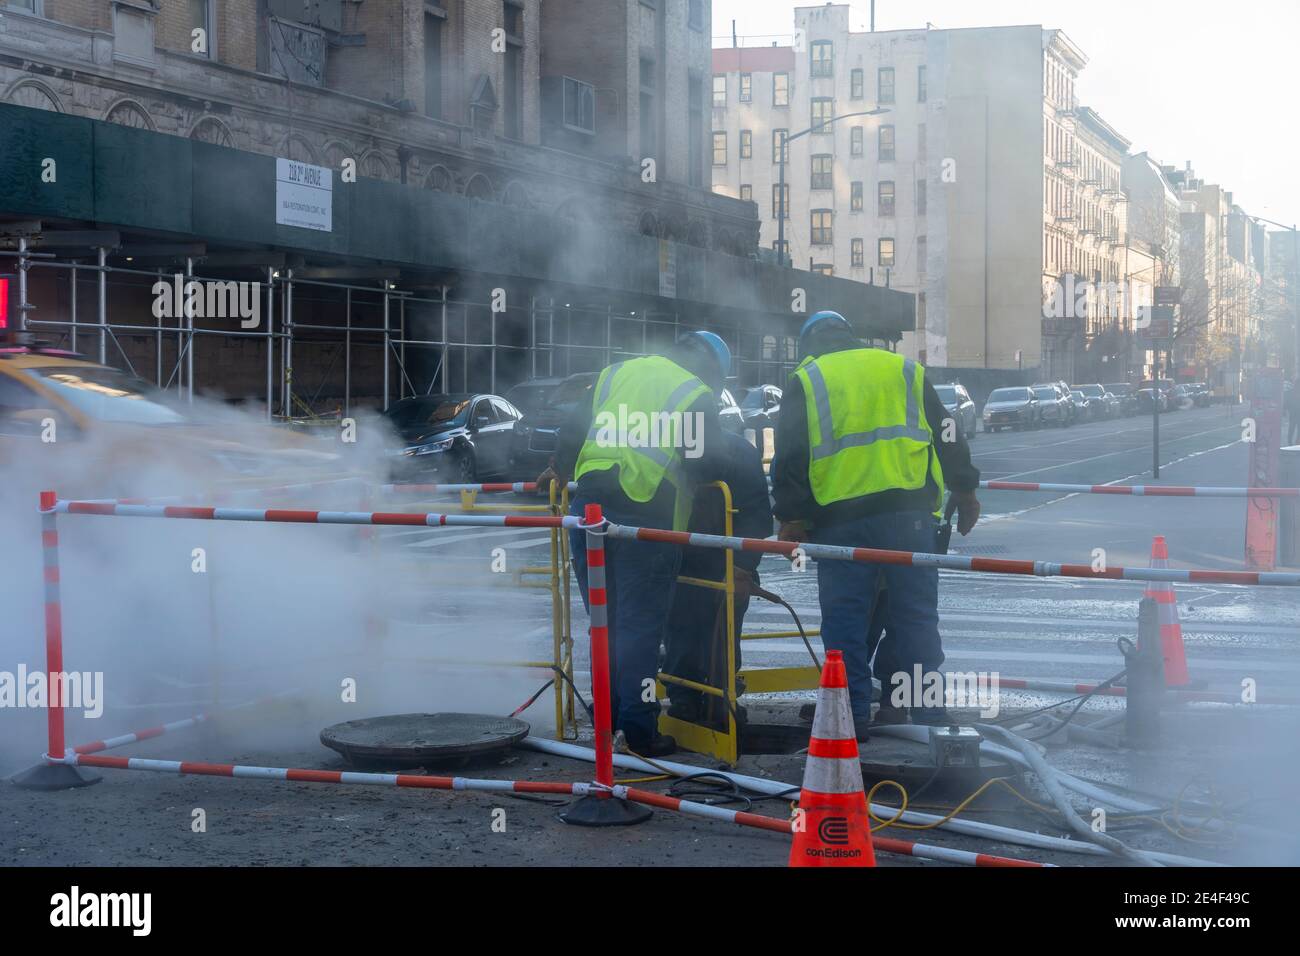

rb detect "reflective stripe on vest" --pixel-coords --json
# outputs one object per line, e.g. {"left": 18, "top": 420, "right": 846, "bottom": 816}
{"left": 796, "top": 348, "right": 943, "bottom": 508}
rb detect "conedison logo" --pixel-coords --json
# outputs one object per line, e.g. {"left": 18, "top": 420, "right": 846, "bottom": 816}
{"left": 592, "top": 405, "right": 705, "bottom": 459}
{"left": 888, "top": 666, "right": 1000, "bottom": 718}
{"left": 0, "top": 665, "right": 103, "bottom": 718}
{"left": 50, "top": 887, "right": 151, "bottom": 936}
{"left": 151, "top": 273, "right": 262, "bottom": 329}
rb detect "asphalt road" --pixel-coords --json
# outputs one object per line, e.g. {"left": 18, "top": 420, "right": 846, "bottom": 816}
{"left": 380, "top": 402, "right": 1298, "bottom": 712}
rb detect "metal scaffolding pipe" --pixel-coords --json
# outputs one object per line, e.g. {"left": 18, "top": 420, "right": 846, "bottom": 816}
{"left": 97, "top": 247, "right": 108, "bottom": 364}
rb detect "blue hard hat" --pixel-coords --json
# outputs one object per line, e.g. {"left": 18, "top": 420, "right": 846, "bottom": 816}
{"left": 678, "top": 330, "right": 732, "bottom": 383}
{"left": 800, "top": 310, "right": 851, "bottom": 341}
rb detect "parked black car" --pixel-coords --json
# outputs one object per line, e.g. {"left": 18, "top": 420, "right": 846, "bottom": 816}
{"left": 1136, "top": 387, "right": 1169, "bottom": 413}
{"left": 738, "top": 384, "right": 782, "bottom": 430}
{"left": 508, "top": 371, "right": 598, "bottom": 478}
{"left": 1032, "top": 384, "right": 1071, "bottom": 427}
{"left": 504, "top": 376, "right": 569, "bottom": 416}
{"left": 982, "top": 386, "right": 1040, "bottom": 432}
{"left": 718, "top": 387, "right": 746, "bottom": 434}
{"left": 1069, "top": 388, "right": 1094, "bottom": 420}
{"left": 1104, "top": 383, "right": 1138, "bottom": 416}
{"left": 385, "top": 393, "right": 523, "bottom": 482}
{"left": 934, "top": 382, "right": 978, "bottom": 439}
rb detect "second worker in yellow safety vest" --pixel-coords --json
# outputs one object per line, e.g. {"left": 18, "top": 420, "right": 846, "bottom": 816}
{"left": 771, "top": 311, "right": 982, "bottom": 742}
{"left": 542, "top": 332, "right": 733, "bottom": 757}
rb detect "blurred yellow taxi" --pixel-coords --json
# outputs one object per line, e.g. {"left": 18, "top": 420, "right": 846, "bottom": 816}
{"left": 1, "top": 334, "right": 345, "bottom": 498}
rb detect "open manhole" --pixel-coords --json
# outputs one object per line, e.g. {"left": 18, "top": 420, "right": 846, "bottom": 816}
{"left": 859, "top": 736, "right": 1020, "bottom": 802}
{"left": 320, "top": 713, "right": 529, "bottom": 769}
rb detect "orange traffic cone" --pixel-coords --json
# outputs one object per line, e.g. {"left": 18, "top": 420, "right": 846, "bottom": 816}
{"left": 789, "top": 650, "right": 876, "bottom": 867}
{"left": 1143, "top": 536, "right": 1190, "bottom": 687}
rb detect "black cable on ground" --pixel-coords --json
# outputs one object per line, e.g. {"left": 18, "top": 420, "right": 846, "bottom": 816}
{"left": 752, "top": 583, "right": 821, "bottom": 670}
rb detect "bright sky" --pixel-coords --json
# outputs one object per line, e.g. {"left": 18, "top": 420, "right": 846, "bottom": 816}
{"left": 711, "top": 0, "right": 1300, "bottom": 229}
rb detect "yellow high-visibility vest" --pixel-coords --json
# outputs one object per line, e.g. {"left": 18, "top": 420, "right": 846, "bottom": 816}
{"left": 575, "top": 355, "right": 712, "bottom": 530}
{"left": 794, "top": 348, "right": 944, "bottom": 510}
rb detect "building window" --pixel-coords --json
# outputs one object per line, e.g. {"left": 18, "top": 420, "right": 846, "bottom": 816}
{"left": 811, "top": 155, "right": 833, "bottom": 190}
{"left": 813, "top": 263, "right": 834, "bottom": 276}
{"left": 740, "top": 73, "right": 752, "bottom": 103}
{"left": 916, "top": 177, "right": 927, "bottom": 215}
{"left": 811, "top": 40, "right": 834, "bottom": 77}
{"left": 424, "top": 12, "right": 444, "bottom": 119}
{"left": 811, "top": 209, "right": 833, "bottom": 245}
{"left": 7, "top": 0, "right": 38, "bottom": 10}
{"left": 878, "top": 67, "right": 895, "bottom": 104}
{"left": 917, "top": 122, "right": 926, "bottom": 161}
{"left": 851, "top": 181, "right": 863, "bottom": 212}
{"left": 712, "top": 131, "right": 727, "bottom": 166}
{"left": 713, "top": 74, "right": 727, "bottom": 108}
{"left": 917, "top": 291, "right": 927, "bottom": 330}
{"left": 687, "top": 73, "right": 703, "bottom": 186}
{"left": 773, "top": 72, "right": 790, "bottom": 107}
{"left": 773, "top": 239, "right": 789, "bottom": 259}
{"left": 740, "top": 129, "right": 752, "bottom": 159}
{"left": 811, "top": 97, "right": 834, "bottom": 132}
{"left": 772, "top": 129, "right": 788, "bottom": 164}
{"left": 878, "top": 237, "right": 895, "bottom": 267}
{"left": 188, "top": 0, "right": 213, "bottom": 57}
{"left": 641, "top": 59, "right": 658, "bottom": 166}
{"left": 689, "top": 0, "right": 704, "bottom": 30}
{"left": 849, "top": 68, "right": 867, "bottom": 100}
{"left": 503, "top": 2, "right": 524, "bottom": 139}
{"left": 918, "top": 65, "right": 927, "bottom": 102}
{"left": 852, "top": 239, "right": 865, "bottom": 267}
{"left": 851, "top": 126, "right": 863, "bottom": 156}
{"left": 878, "top": 180, "right": 895, "bottom": 217}
{"left": 740, "top": 184, "right": 752, "bottom": 203}
{"left": 878, "top": 124, "right": 895, "bottom": 161}
{"left": 918, "top": 235, "right": 927, "bottom": 273}
{"left": 772, "top": 183, "right": 790, "bottom": 219}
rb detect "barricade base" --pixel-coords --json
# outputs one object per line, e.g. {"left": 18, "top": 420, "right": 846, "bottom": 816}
{"left": 11, "top": 761, "right": 101, "bottom": 791}
{"left": 559, "top": 793, "right": 653, "bottom": 827}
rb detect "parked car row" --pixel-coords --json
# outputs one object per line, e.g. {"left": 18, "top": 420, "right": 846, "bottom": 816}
{"left": 379, "top": 368, "right": 1220, "bottom": 482}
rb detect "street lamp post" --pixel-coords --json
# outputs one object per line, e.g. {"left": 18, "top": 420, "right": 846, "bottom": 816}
{"left": 776, "top": 108, "right": 890, "bottom": 267}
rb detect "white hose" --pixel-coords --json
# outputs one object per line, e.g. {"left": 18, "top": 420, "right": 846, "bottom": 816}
{"left": 872, "top": 725, "right": 1291, "bottom": 845}
{"left": 520, "top": 737, "right": 1220, "bottom": 866}
{"left": 978, "top": 724, "right": 1165, "bottom": 867}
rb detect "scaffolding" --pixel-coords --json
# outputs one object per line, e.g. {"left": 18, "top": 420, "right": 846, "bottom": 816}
{"left": 5, "top": 245, "right": 824, "bottom": 417}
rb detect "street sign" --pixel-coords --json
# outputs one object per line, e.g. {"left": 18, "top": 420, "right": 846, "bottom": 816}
{"left": 275, "top": 158, "right": 332, "bottom": 232}
{"left": 1138, "top": 304, "right": 1174, "bottom": 345}
{"left": 1154, "top": 286, "right": 1181, "bottom": 306}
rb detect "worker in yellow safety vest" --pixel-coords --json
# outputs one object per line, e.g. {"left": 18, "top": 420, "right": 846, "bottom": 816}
{"left": 771, "top": 312, "right": 982, "bottom": 741}
{"left": 541, "top": 332, "right": 732, "bottom": 757}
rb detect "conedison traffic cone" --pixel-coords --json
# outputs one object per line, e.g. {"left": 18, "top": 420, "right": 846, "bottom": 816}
{"left": 1143, "top": 535, "right": 1190, "bottom": 687}
{"left": 789, "top": 650, "right": 876, "bottom": 867}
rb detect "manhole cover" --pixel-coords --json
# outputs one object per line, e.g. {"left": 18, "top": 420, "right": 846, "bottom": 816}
{"left": 320, "top": 713, "right": 530, "bottom": 767}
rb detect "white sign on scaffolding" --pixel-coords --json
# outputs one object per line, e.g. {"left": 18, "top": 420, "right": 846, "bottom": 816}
{"left": 275, "top": 158, "right": 333, "bottom": 232}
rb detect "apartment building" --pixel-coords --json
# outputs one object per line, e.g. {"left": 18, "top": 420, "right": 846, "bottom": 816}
{"left": 712, "top": 4, "right": 1137, "bottom": 384}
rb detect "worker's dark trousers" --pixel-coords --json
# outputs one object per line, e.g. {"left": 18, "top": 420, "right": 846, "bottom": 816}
{"left": 663, "top": 566, "right": 751, "bottom": 721}
{"left": 569, "top": 498, "right": 682, "bottom": 746}
{"left": 814, "top": 511, "right": 944, "bottom": 721}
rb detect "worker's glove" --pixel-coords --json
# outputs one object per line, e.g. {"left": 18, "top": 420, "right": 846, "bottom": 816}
{"left": 953, "top": 491, "right": 982, "bottom": 536}
{"left": 777, "top": 521, "right": 809, "bottom": 545}
{"left": 534, "top": 466, "right": 561, "bottom": 496}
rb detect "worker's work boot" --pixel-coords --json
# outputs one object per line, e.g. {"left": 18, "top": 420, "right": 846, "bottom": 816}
{"left": 911, "top": 706, "right": 955, "bottom": 727}
{"left": 873, "top": 700, "right": 910, "bottom": 725}
{"left": 626, "top": 733, "right": 678, "bottom": 758}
